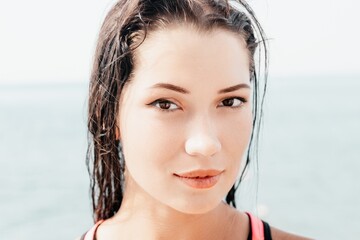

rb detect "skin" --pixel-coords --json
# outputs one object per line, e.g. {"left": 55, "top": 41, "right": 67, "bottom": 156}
{"left": 86, "top": 26, "right": 312, "bottom": 240}
{"left": 117, "top": 26, "right": 253, "bottom": 216}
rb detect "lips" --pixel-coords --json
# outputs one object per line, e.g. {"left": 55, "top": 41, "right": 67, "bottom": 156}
{"left": 174, "top": 169, "right": 223, "bottom": 178}
{"left": 173, "top": 169, "right": 223, "bottom": 189}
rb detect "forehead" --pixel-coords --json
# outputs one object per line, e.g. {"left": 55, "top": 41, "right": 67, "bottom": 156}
{"left": 130, "top": 26, "right": 250, "bottom": 88}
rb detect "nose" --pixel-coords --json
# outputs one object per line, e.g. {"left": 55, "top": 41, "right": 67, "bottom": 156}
{"left": 185, "top": 116, "right": 222, "bottom": 157}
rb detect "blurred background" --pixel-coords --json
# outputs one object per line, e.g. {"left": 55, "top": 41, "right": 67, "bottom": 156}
{"left": 0, "top": 0, "right": 359, "bottom": 239}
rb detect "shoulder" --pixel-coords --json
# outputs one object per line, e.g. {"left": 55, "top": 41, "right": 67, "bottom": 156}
{"left": 245, "top": 210, "right": 313, "bottom": 240}
{"left": 226, "top": 205, "right": 250, "bottom": 225}
{"left": 220, "top": 204, "right": 250, "bottom": 239}
{"left": 226, "top": 205, "right": 313, "bottom": 240}
{"left": 75, "top": 220, "right": 104, "bottom": 240}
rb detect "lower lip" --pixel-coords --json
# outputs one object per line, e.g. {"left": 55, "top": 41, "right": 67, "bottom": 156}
{"left": 174, "top": 174, "right": 221, "bottom": 189}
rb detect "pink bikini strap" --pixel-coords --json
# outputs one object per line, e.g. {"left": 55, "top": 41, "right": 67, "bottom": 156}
{"left": 84, "top": 220, "right": 104, "bottom": 240}
{"left": 246, "top": 212, "right": 265, "bottom": 240}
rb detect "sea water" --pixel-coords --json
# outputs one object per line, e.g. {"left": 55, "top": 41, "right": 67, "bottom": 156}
{"left": 0, "top": 76, "right": 359, "bottom": 239}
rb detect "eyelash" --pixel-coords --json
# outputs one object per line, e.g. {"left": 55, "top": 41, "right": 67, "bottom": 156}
{"left": 148, "top": 97, "right": 248, "bottom": 113}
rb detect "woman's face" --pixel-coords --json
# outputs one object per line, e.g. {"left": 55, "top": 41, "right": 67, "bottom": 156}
{"left": 118, "top": 26, "right": 253, "bottom": 214}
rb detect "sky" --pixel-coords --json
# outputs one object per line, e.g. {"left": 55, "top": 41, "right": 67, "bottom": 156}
{"left": 0, "top": 0, "right": 359, "bottom": 84}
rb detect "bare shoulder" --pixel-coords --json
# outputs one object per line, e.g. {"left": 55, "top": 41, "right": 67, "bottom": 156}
{"left": 223, "top": 203, "right": 249, "bottom": 223}
{"left": 221, "top": 203, "right": 313, "bottom": 240}
{"left": 270, "top": 226, "right": 314, "bottom": 240}
{"left": 220, "top": 203, "right": 250, "bottom": 239}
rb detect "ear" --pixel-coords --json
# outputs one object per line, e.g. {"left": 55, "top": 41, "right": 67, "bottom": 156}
{"left": 115, "top": 125, "right": 120, "bottom": 140}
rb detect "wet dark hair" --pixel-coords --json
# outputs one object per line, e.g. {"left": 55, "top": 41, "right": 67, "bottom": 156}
{"left": 87, "top": 0, "right": 268, "bottom": 222}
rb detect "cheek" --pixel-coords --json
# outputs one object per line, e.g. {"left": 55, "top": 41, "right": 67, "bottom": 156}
{"left": 119, "top": 108, "right": 183, "bottom": 204}
{"left": 219, "top": 109, "right": 253, "bottom": 175}
{"left": 221, "top": 108, "right": 253, "bottom": 147}
{"left": 119, "top": 108, "right": 181, "bottom": 178}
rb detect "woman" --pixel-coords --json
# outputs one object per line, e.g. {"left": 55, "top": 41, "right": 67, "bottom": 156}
{"left": 80, "top": 0, "right": 312, "bottom": 239}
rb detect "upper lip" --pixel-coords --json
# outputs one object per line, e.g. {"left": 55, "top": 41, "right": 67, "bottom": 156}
{"left": 174, "top": 169, "right": 224, "bottom": 178}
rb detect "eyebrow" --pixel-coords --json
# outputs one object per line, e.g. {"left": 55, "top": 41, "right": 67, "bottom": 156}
{"left": 218, "top": 83, "right": 251, "bottom": 94}
{"left": 149, "top": 83, "right": 250, "bottom": 94}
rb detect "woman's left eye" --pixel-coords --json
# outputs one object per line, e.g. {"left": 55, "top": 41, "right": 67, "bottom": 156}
{"left": 218, "top": 97, "right": 246, "bottom": 108}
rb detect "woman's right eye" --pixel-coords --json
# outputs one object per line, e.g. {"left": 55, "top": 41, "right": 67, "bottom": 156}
{"left": 149, "top": 99, "right": 179, "bottom": 112}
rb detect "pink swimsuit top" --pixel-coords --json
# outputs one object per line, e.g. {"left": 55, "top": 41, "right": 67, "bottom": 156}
{"left": 81, "top": 212, "right": 271, "bottom": 240}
